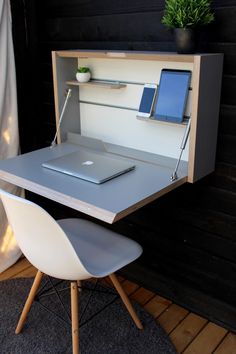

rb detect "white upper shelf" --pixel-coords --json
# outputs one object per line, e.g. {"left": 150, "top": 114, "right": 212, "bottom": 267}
{"left": 66, "top": 79, "right": 126, "bottom": 89}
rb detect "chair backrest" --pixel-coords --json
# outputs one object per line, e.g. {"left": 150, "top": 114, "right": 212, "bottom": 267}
{"left": 0, "top": 189, "right": 92, "bottom": 280}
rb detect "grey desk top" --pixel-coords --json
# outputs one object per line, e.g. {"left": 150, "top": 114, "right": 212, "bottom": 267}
{"left": 0, "top": 143, "right": 187, "bottom": 223}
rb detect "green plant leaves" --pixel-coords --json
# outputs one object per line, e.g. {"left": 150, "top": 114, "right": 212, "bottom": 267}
{"left": 77, "top": 67, "right": 90, "bottom": 73}
{"left": 162, "top": 0, "right": 214, "bottom": 29}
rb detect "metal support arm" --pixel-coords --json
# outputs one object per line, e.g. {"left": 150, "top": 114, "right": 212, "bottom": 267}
{"left": 50, "top": 88, "right": 72, "bottom": 148}
{"left": 171, "top": 117, "right": 191, "bottom": 181}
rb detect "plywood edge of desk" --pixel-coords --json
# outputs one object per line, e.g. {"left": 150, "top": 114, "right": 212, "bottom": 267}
{"left": 0, "top": 170, "right": 115, "bottom": 224}
{"left": 0, "top": 170, "right": 187, "bottom": 224}
{"left": 54, "top": 50, "right": 195, "bottom": 63}
{"left": 113, "top": 175, "right": 188, "bottom": 223}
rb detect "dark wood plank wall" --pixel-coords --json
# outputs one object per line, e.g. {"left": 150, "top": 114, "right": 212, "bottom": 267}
{"left": 10, "top": 0, "right": 236, "bottom": 331}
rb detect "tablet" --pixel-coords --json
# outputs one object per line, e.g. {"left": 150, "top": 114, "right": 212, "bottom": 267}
{"left": 154, "top": 69, "right": 191, "bottom": 123}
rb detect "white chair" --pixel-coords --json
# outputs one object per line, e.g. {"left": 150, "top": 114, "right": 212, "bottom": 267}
{"left": 0, "top": 189, "right": 143, "bottom": 354}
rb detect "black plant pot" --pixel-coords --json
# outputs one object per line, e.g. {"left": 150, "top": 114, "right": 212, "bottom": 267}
{"left": 174, "top": 28, "right": 195, "bottom": 54}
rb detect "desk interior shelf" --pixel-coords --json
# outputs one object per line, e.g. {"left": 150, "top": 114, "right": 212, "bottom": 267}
{"left": 53, "top": 50, "right": 223, "bottom": 184}
{"left": 66, "top": 80, "right": 127, "bottom": 89}
{"left": 136, "top": 115, "right": 189, "bottom": 126}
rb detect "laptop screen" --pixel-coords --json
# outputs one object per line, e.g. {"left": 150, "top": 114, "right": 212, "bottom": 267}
{"left": 154, "top": 69, "right": 191, "bottom": 123}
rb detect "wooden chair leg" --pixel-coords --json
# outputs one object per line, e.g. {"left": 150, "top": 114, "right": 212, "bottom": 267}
{"left": 71, "top": 281, "right": 79, "bottom": 354}
{"left": 109, "top": 273, "right": 143, "bottom": 330}
{"left": 15, "top": 270, "right": 44, "bottom": 334}
{"left": 77, "top": 280, "right": 82, "bottom": 292}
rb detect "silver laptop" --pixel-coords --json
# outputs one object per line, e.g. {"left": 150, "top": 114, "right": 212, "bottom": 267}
{"left": 42, "top": 149, "right": 135, "bottom": 184}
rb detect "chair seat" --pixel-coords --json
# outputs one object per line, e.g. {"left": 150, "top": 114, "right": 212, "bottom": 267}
{"left": 57, "top": 218, "right": 142, "bottom": 278}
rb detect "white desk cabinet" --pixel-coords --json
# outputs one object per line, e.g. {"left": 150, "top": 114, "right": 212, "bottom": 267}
{"left": 0, "top": 50, "right": 223, "bottom": 223}
{"left": 52, "top": 50, "right": 223, "bottom": 183}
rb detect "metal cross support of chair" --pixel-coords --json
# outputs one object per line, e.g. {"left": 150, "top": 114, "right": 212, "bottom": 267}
{"left": 21, "top": 275, "right": 119, "bottom": 328}
{"left": 15, "top": 271, "right": 143, "bottom": 354}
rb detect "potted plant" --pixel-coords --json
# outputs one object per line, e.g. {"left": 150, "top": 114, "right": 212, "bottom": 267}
{"left": 162, "top": 0, "right": 214, "bottom": 54}
{"left": 76, "top": 67, "right": 91, "bottom": 83}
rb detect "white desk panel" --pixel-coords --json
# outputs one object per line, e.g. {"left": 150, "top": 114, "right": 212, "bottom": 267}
{"left": 0, "top": 143, "right": 187, "bottom": 223}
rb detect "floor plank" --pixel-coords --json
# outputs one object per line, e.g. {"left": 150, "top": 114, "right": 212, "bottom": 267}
{"left": 0, "top": 257, "right": 31, "bottom": 280}
{"left": 157, "top": 304, "right": 189, "bottom": 334}
{"left": 213, "top": 332, "right": 236, "bottom": 354}
{"left": 144, "top": 294, "right": 172, "bottom": 318}
{"left": 100, "top": 275, "right": 124, "bottom": 287}
{"left": 183, "top": 322, "right": 228, "bottom": 354}
{"left": 169, "top": 313, "right": 208, "bottom": 353}
{"left": 15, "top": 265, "right": 37, "bottom": 278}
{"left": 122, "top": 279, "right": 140, "bottom": 295}
{"left": 130, "top": 287, "right": 155, "bottom": 305}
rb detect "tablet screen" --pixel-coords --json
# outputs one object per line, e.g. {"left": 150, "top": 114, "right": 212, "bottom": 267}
{"left": 154, "top": 69, "right": 191, "bottom": 123}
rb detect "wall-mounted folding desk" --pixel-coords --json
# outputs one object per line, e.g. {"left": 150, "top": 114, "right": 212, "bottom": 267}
{"left": 0, "top": 51, "right": 223, "bottom": 223}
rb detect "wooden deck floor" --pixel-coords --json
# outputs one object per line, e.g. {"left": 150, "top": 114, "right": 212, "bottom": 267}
{"left": 1, "top": 258, "right": 235, "bottom": 354}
